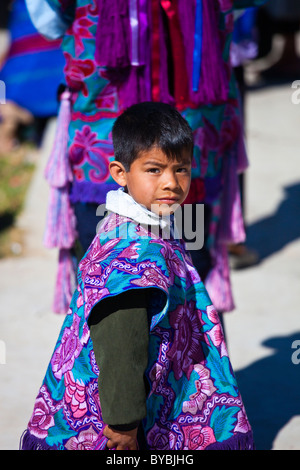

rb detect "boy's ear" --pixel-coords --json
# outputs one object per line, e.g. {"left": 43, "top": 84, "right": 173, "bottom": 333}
{"left": 109, "top": 161, "right": 128, "bottom": 187}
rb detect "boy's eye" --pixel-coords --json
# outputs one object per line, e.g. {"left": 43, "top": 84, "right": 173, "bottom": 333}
{"left": 147, "top": 168, "right": 160, "bottom": 173}
{"left": 177, "top": 167, "right": 189, "bottom": 173}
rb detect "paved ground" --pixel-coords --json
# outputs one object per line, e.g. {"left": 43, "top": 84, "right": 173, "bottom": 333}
{"left": 0, "top": 79, "right": 299, "bottom": 450}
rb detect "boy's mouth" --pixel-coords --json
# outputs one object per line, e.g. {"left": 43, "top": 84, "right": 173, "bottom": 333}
{"left": 156, "top": 198, "right": 180, "bottom": 205}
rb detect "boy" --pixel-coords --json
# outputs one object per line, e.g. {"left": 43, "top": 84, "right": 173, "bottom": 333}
{"left": 20, "top": 102, "right": 254, "bottom": 451}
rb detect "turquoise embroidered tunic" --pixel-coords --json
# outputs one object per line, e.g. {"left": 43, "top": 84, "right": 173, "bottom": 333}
{"left": 21, "top": 192, "right": 254, "bottom": 450}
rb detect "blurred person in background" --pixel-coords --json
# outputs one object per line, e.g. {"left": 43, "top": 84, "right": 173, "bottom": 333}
{"left": 25, "top": 0, "right": 268, "bottom": 328}
{"left": 0, "top": 0, "right": 65, "bottom": 153}
{"left": 257, "top": 0, "right": 300, "bottom": 80}
{"left": 228, "top": 6, "right": 261, "bottom": 269}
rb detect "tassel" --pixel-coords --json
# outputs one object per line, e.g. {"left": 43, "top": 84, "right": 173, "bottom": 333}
{"left": 43, "top": 88, "right": 77, "bottom": 314}
{"left": 205, "top": 243, "right": 235, "bottom": 313}
{"left": 206, "top": 430, "right": 255, "bottom": 450}
{"left": 44, "top": 89, "right": 73, "bottom": 188}
{"left": 52, "top": 248, "right": 77, "bottom": 315}
{"left": 218, "top": 155, "right": 246, "bottom": 245}
{"left": 19, "top": 430, "right": 55, "bottom": 450}
{"left": 43, "top": 186, "right": 77, "bottom": 250}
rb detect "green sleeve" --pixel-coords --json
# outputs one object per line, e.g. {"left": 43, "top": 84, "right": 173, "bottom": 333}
{"left": 89, "top": 291, "right": 149, "bottom": 428}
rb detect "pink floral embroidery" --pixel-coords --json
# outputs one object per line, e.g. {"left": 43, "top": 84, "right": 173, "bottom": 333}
{"left": 131, "top": 267, "right": 169, "bottom": 291}
{"left": 64, "top": 371, "right": 87, "bottom": 419}
{"left": 167, "top": 301, "right": 204, "bottom": 380}
{"left": 159, "top": 242, "right": 186, "bottom": 283}
{"left": 51, "top": 313, "right": 82, "bottom": 380}
{"left": 84, "top": 287, "right": 110, "bottom": 319}
{"left": 206, "top": 304, "right": 219, "bottom": 323}
{"left": 147, "top": 423, "right": 177, "bottom": 450}
{"left": 119, "top": 242, "right": 141, "bottom": 259}
{"left": 64, "top": 52, "right": 95, "bottom": 96}
{"left": 76, "top": 290, "right": 84, "bottom": 309}
{"left": 183, "top": 425, "right": 216, "bottom": 450}
{"left": 182, "top": 364, "right": 217, "bottom": 414}
{"left": 68, "top": 125, "right": 113, "bottom": 183}
{"left": 208, "top": 324, "right": 224, "bottom": 347}
{"left": 206, "top": 305, "right": 228, "bottom": 357}
{"left": 79, "top": 236, "right": 120, "bottom": 280}
{"left": 72, "top": 7, "right": 94, "bottom": 56}
{"left": 65, "top": 426, "right": 99, "bottom": 450}
{"left": 28, "top": 397, "right": 55, "bottom": 439}
{"left": 148, "top": 363, "right": 164, "bottom": 395}
{"left": 234, "top": 406, "right": 251, "bottom": 434}
{"left": 96, "top": 82, "right": 119, "bottom": 112}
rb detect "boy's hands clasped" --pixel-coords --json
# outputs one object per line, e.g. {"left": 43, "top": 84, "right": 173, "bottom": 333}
{"left": 104, "top": 425, "right": 138, "bottom": 450}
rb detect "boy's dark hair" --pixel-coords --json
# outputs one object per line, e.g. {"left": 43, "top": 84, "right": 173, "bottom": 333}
{"left": 112, "top": 102, "right": 194, "bottom": 170}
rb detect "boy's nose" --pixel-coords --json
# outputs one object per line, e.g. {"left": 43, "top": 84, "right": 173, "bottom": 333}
{"left": 162, "top": 171, "right": 179, "bottom": 190}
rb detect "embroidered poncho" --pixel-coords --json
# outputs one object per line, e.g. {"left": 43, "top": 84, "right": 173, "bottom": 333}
{"left": 21, "top": 191, "right": 254, "bottom": 450}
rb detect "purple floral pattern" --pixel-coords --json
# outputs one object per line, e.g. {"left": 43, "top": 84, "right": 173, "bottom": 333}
{"left": 22, "top": 214, "right": 253, "bottom": 450}
{"left": 28, "top": 397, "right": 55, "bottom": 439}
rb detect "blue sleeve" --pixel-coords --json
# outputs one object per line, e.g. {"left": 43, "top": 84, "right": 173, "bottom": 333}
{"left": 25, "top": 0, "right": 75, "bottom": 39}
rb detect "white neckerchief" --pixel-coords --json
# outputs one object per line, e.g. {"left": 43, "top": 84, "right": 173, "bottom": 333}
{"left": 105, "top": 188, "right": 177, "bottom": 233}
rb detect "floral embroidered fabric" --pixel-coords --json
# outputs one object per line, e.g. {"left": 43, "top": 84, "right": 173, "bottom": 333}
{"left": 20, "top": 210, "right": 254, "bottom": 450}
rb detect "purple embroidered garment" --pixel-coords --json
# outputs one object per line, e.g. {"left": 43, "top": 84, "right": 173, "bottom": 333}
{"left": 20, "top": 195, "right": 255, "bottom": 451}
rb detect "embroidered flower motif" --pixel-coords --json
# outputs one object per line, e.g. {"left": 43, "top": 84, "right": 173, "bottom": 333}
{"left": 234, "top": 406, "right": 251, "bottom": 434}
{"left": 208, "top": 324, "right": 224, "bottom": 347}
{"left": 131, "top": 267, "right": 169, "bottom": 291}
{"left": 206, "top": 304, "right": 219, "bottom": 324}
{"left": 63, "top": 52, "right": 95, "bottom": 96}
{"left": 84, "top": 287, "right": 110, "bottom": 319}
{"left": 183, "top": 425, "right": 216, "bottom": 450}
{"left": 147, "top": 423, "right": 177, "bottom": 450}
{"left": 167, "top": 301, "right": 204, "bottom": 380}
{"left": 182, "top": 364, "right": 217, "bottom": 414}
{"left": 159, "top": 242, "right": 186, "bottom": 284}
{"left": 72, "top": 7, "right": 94, "bottom": 56}
{"left": 119, "top": 242, "right": 141, "bottom": 259}
{"left": 65, "top": 426, "right": 99, "bottom": 450}
{"left": 96, "top": 82, "right": 119, "bottom": 112}
{"left": 206, "top": 305, "right": 228, "bottom": 357}
{"left": 51, "top": 314, "right": 82, "bottom": 380}
{"left": 64, "top": 371, "right": 87, "bottom": 419}
{"left": 148, "top": 363, "right": 164, "bottom": 394}
{"left": 28, "top": 397, "right": 55, "bottom": 439}
{"left": 76, "top": 291, "right": 84, "bottom": 309}
{"left": 79, "top": 236, "right": 120, "bottom": 280}
{"left": 102, "top": 213, "right": 130, "bottom": 234}
{"left": 69, "top": 125, "right": 113, "bottom": 183}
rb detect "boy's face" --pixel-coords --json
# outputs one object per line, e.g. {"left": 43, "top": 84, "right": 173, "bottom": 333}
{"left": 110, "top": 147, "right": 192, "bottom": 216}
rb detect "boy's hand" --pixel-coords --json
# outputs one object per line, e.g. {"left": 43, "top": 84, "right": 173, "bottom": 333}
{"left": 103, "top": 425, "right": 138, "bottom": 450}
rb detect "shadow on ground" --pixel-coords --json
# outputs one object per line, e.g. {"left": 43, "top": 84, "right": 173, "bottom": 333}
{"left": 235, "top": 332, "right": 300, "bottom": 450}
{"left": 246, "top": 182, "right": 300, "bottom": 263}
